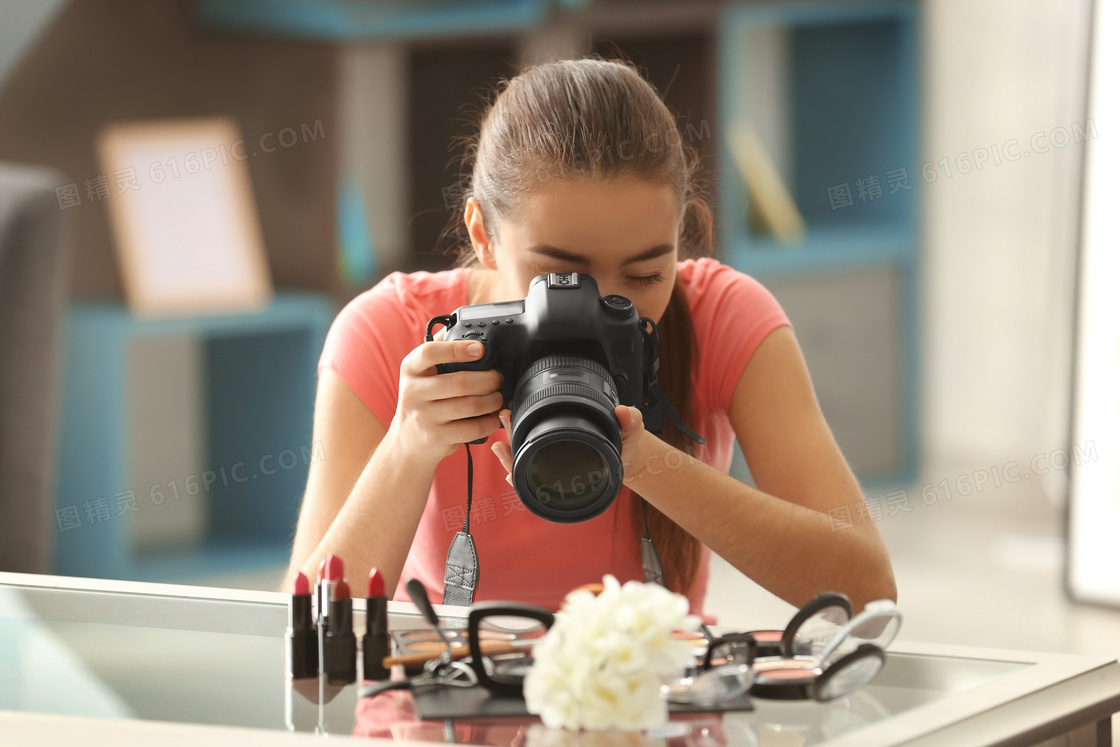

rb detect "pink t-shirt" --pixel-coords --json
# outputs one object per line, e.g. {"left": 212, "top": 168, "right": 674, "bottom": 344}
{"left": 317, "top": 257, "right": 791, "bottom": 616}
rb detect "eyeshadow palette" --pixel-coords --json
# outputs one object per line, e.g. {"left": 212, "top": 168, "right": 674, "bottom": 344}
{"left": 391, "top": 627, "right": 515, "bottom": 656}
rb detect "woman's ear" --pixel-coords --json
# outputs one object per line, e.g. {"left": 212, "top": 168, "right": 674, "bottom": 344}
{"left": 464, "top": 197, "right": 498, "bottom": 270}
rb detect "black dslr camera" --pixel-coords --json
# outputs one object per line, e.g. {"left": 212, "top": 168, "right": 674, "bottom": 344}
{"left": 426, "top": 272, "right": 701, "bottom": 523}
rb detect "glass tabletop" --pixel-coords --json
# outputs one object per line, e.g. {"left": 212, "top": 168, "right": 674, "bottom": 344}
{"left": 0, "top": 577, "right": 1073, "bottom": 746}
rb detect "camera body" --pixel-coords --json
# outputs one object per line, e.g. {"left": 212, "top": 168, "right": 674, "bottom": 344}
{"left": 435, "top": 272, "right": 647, "bottom": 408}
{"left": 432, "top": 272, "right": 652, "bottom": 522}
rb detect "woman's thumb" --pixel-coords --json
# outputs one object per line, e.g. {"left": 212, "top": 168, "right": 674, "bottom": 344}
{"left": 625, "top": 405, "right": 643, "bottom": 430}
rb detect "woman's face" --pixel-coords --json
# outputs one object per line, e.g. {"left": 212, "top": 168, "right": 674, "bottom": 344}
{"left": 467, "top": 178, "right": 681, "bottom": 324}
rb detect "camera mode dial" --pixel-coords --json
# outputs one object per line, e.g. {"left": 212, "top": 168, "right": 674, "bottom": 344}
{"left": 602, "top": 294, "right": 634, "bottom": 318}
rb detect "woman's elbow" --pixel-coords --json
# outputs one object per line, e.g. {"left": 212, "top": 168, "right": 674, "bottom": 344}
{"left": 851, "top": 555, "right": 898, "bottom": 613}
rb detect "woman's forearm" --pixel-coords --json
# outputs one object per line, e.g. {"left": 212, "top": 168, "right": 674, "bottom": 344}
{"left": 294, "top": 425, "right": 439, "bottom": 595}
{"left": 626, "top": 432, "right": 897, "bottom": 613}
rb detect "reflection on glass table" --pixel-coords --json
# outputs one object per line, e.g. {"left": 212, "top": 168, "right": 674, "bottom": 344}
{"left": 1, "top": 573, "right": 1117, "bottom": 746}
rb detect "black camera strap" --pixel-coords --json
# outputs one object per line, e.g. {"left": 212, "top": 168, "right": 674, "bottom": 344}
{"left": 640, "top": 499, "right": 666, "bottom": 587}
{"left": 442, "top": 444, "right": 479, "bottom": 606}
{"left": 425, "top": 316, "right": 481, "bottom": 606}
{"left": 441, "top": 443, "right": 665, "bottom": 603}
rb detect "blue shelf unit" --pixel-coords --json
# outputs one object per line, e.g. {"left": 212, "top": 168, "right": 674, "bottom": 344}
{"left": 52, "top": 293, "right": 333, "bottom": 582}
{"left": 196, "top": 0, "right": 549, "bottom": 41}
{"left": 717, "top": 0, "right": 922, "bottom": 490}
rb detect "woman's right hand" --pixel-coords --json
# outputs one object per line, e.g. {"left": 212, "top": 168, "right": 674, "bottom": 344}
{"left": 386, "top": 336, "right": 505, "bottom": 469}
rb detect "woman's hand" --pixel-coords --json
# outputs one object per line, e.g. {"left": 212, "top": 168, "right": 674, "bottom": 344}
{"left": 489, "top": 405, "right": 649, "bottom": 487}
{"left": 385, "top": 334, "right": 504, "bottom": 470}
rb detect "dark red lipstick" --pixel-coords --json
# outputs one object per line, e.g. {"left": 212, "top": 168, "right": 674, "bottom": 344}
{"left": 323, "top": 578, "right": 357, "bottom": 685}
{"left": 287, "top": 571, "right": 318, "bottom": 680}
{"left": 317, "top": 553, "right": 344, "bottom": 624}
{"left": 363, "top": 567, "right": 389, "bottom": 681}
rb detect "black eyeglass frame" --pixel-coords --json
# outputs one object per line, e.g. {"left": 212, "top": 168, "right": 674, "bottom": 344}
{"left": 702, "top": 631, "right": 758, "bottom": 671}
{"left": 467, "top": 601, "right": 556, "bottom": 695}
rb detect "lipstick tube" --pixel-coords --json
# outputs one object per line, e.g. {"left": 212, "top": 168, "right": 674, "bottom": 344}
{"left": 323, "top": 579, "right": 357, "bottom": 685}
{"left": 287, "top": 571, "right": 318, "bottom": 680}
{"left": 364, "top": 568, "right": 390, "bottom": 681}
{"left": 317, "top": 554, "right": 344, "bottom": 625}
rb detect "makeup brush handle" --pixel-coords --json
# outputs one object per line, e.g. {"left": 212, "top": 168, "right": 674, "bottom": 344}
{"left": 383, "top": 640, "right": 532, "bottom": 669}
{"left": 405, "top": 578, "right": 441, "bottom": 629}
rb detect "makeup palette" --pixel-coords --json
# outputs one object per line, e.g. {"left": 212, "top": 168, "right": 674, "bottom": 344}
{"left": 748, "top": 595, "right": 901, "bottom": 702}
{"left": 392, "top": 628, "right": 514, "bottom": 654}
{"left": 750, "top": 656, "right": 823, "bottom": 700}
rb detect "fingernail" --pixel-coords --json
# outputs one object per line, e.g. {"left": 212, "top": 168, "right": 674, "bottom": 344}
{"left": 466, "top": 342, "right": 483, "bottom": 357}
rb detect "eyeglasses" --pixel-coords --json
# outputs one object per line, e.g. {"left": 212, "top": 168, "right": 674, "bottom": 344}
{"left": 703, "top": 631, "right": 758, "bottom": 670}
{"left": 360, "top": 582, "right": 556, "bottom": 701}
{"left": 661, "top": 632, "right": 758, "bottom": 707}
{"left": 467, "top": 602, "right": 555, "bottom": 695}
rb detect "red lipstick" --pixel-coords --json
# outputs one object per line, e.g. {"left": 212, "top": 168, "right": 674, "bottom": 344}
{"left": 315, "top": 556, "right": 329, "bottom": 621}
{"left": 287, "top": 571, "right": 318, "bottom": 680}
{"left": 363, "top": 568, "right": 389, "bottom": 681}
{"left": 323, "top": 578, "right": 357, "bottom": 685}
{"left": 317, "top": 553, "right": 344, "bottom": 624}
{"left": 325, "top": 554, "right": 344, "bottom": 582}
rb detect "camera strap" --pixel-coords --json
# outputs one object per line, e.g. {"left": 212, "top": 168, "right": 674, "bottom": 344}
{"left": 425, "top": 316, "right": 479, "bottom": 606}
{"left": 441, "top": 443, "right": 667, "bottom": 602}
{"left": 442, "top": 444, "right": 479, "bottom": 607}
{"left": 640, "top": 499, "right": 666, "bottom": 587}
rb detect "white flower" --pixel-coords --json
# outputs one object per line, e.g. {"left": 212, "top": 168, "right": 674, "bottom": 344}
{"left": 524, "top": 575, "right": 700, "bottom": 731}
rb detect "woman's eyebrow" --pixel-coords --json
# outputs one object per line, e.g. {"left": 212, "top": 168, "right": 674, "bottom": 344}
{"left": 528, "top": 243, "right": 674, "bottom": 266}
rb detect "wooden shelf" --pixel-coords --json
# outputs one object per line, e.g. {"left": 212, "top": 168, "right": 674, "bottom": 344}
{"left": 52, "top": 292, "right": 333, "bottom": 581}
{"left": 717, "top": 0, "right": 921, "bottom": 487}
{"left": 196, "top": 0, "right": 548, "bottom": 41}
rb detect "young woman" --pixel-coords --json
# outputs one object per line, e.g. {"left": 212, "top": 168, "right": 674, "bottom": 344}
{"left": 286, "top": 58, "right": 896, "bottom": 616}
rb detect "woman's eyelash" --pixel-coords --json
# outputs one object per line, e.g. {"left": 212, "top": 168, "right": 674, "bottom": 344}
{"left": 532, "top": 266, "right": 665, "bottom": 286}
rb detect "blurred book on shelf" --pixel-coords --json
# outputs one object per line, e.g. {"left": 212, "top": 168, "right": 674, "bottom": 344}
{"left": 730, "top": 124, "right": 806, "bottom": 245}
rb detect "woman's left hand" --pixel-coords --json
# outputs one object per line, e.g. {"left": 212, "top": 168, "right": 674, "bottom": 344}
{"left": 490, "top": 405, "right": 649, "bottom": 487}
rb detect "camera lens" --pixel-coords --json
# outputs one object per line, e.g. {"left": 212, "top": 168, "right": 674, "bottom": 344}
{"left": 527, "top": 440, "right": 611, "bottom": 513}
{"left": 508, "top": 355, "right": 624, "bottom": 522}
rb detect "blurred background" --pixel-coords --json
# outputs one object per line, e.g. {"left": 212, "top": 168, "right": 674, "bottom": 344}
{"left": 0, "top": 0, "right": 1114, "bottom": 683}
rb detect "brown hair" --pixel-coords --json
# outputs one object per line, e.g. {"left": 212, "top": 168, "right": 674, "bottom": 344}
{"left": 443, "top": 57, "right": 715, "bottom": 595}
